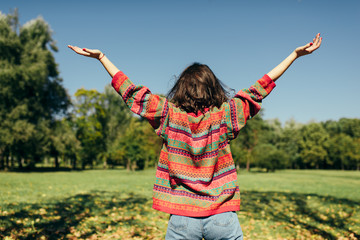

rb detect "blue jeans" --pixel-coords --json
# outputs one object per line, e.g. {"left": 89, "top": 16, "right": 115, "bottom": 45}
{"left": 165, "top": 211, "right": 243, "bottom": 240}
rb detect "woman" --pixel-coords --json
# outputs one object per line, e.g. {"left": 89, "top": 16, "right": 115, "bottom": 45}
{"left": 69, "top": 33, "right": 322, "bottom": 239}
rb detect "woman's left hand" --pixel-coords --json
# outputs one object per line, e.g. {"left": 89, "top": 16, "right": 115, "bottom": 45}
{"left": 295, "top": 33, "right": 322, "bottom": 58}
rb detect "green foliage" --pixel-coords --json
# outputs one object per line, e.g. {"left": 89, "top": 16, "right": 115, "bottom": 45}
{"left": 327, "top": 134, "right": 359, "bottom": 170}
{"left": 73, "top": 89, "right": 107, "bottom": 169}
{"left": 70, "top": 85, "right": 162, "bottom": 171}
{"left": 0, "top": 10, "right": 70, "bottom": 170}
{"left": 278, "top": 119, "right": 302, "bottom": 169}
{"left": 253, "top": 143, "right": 287, "bottom": 171}
{"left": 323, "top": 119, "right": 360, "bottom": 170}
{"left": 100, "top": 85, "right": 132, "bottom": 168}
{"left": 299, "top": 123, "right": 330, "bottom": 169}
{"left": 232, "top": 112, "right": 287, "bottom": 172}
{"left": 48, "top": 119, "right": 81, "bottom": 169}
{"left": 231, "top": 112, "right": 268, "bottom": 171}
{"left": 231, "top": 114, "right": 360, "bottom": 171}
{"left": 113, "top": 119, "right": 161, "bottom": 171}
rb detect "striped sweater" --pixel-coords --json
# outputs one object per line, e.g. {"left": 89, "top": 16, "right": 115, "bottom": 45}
{"left": 111, "top": 71, "right": 276, "bottom": 217}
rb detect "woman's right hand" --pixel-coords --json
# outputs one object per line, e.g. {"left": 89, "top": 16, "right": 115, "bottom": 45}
{"left": 68, "top": 45, "right": 104, "bottom": 60}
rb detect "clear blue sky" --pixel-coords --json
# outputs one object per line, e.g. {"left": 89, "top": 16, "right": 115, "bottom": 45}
{"left": 2, "top": 0, "right": 360, "bottom": 123}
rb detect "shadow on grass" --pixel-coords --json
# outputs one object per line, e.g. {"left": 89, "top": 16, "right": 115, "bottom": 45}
{"left": 0, "top": 191, "right": 149, "bottom": 239}
{"left": 1, "top": 190, "right": 359, "bottom": 239}
{"left": 241, "top": 190, "right": 360, "bottom": 239}
{"left": 5, "top": 167, "right": 126, "bottom": 173}
{"left": 7, "top": 167, "right": 81, "bottom": 173}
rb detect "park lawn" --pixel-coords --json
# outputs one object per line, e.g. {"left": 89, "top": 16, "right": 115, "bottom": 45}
{"left": 0, "top": 169, "right": 359, "bottom": 240}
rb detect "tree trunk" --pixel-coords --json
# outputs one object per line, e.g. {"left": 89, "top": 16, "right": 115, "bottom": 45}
{"left": 10, "top": 154, "right": 14, "bottom": 170}
{"left": 18, "top": 156, "right": 23, "bottom": 169}
{"left": 292, "top": 162, "right": 297, "bottom": 169}
{"left": 72, "top": 157, "right": 77, "bottom": 170}
{"left": 246, "top": 160, "right": 250, "bottom": 172}
{"left": 82, "top": 161, "right": 86, "bottom": 170}
{"left": 145, "top": 158, "right": 148, "bottom": 169}
{"left": 246, "top": 150, "right": 252, "bottom": 172}
{"left": 0, "top": 153, "right": 4, "bottom": 170}
{"left": 55, "top": 155, "right": 59, "bottom": 168}
{"left": 126, "top": 158, "right": 131, "bottom": 171}
{"left": 4, "top": 155, "right": 8, "bottom": 170}
{"left": 103, "top": 160, "right": 107, "bottom": 169}
{"left": 131, "top": 161, "right": 137, "bottom": 171}
{"left": 5, "top": 154, "right": 10, "bottom": 170}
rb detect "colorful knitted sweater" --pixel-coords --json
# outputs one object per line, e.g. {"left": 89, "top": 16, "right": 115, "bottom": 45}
{"left": 112, "top": 71, "right": 276, "bottom": 217}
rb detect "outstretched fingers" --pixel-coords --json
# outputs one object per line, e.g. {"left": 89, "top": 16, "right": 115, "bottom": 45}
{"left": 82, "top": 47, "right": 97, "bottom": 55}
{"left": 313, "top": 33, "right": 322, "bottom": 50}
{"left": 294, "top": 33, "right": 322, "bottom": 57}
{"left": 308, "top": 33, "right": 322, "bottom": 52}
{"left": 68, "top": 45, "right": 91, "bottom": 56}
{"left": 68, "top": 45, "right": 102, "bottom": 59}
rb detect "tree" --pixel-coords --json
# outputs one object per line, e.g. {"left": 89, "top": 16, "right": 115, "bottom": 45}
{"left": 299, "top": 123, "right": 330, "bottom": 169}
{"left": 352, "top": 138, "right": 360, "bottom": 170}
{"left": 323, "top": 118, "right": 360, "bottom": 170}
{"left": 73, "top": 88, "right": 106, "bottom": 169}
{"left": 111, "top": 118, "right": 161, "bottom": 171}
{"left": 327, "top": 133, "right": 357, "bottom": 170}
{"left": 277, "top": 119, "right": 302, "bottom": 169}
{"left": 0, "top": 10, "right": 70, "bottom": 169}
{"left": 48, "top": 119, "right": 80, "bottom": 169}
{"left": 232, "top": 113, "right": 265, "bottom": 171}
{"left": 101, "top": 85, "right": 132, "bottom": 168}
{"left": 338, "top": 118, "right": 360, "bottom": 138}
{"left": 116, "top": 119, "right": 147, "bottom": 171}
{"left": 230, "top": 142, "right": 248, "bottom": 170}
{"left": 253, "top": 143, "right": 287, "bottom": 172}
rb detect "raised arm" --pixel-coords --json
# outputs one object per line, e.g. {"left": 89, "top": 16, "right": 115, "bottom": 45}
{"left": 267, "top": 33, "right": 322, "bottom": 82}
{"left": 68, "top": 45, "right": 169, "bottom": 138}
{"left": 68, "top": 45, "right": 119, "bottom": 78}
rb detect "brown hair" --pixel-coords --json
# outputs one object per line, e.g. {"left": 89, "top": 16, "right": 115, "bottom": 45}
{"left": 167, "top": 63, "right": 232, "bottom": 113}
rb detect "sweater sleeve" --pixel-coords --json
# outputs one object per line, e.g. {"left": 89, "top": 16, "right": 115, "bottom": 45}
{"left": 111, "top": 71, "right": 169, "bottom": 137}
{"left": 226, "top": 74, "right": 276, "bottom": 140}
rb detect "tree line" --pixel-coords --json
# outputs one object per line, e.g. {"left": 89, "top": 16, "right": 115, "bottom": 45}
{"left": 1, "top": 12, "right": 359, "bottom": 171}
{"left": 231, "top": 115, "right": 360, "bottom": 171}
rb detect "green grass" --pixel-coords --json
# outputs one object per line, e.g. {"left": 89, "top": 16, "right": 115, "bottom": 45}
{"left": 0, "top": 169, "right": 359, "bottom": 239}
{"left": 237, "top": 170, "right": 360, "bottom": 239}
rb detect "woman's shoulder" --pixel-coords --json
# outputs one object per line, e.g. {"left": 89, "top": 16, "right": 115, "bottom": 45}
{"left": 212, "top": 102, "right": 230, "bottom": 112}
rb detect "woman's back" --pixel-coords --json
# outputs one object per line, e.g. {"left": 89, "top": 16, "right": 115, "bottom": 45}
{"left": 154, "top": 103, "right": 241, "bottom": 217}
{"left": 110, "top": 69, "right": 276, "bottom": 217}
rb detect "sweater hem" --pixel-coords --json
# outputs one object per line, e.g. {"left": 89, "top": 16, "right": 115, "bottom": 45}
{"left": 152, "top": 204, "right": 240, "bottom": 217}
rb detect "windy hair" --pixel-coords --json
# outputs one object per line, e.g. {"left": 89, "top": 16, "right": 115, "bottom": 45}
{"left": 167, "top": 63, "right": 233, "bottom": 113}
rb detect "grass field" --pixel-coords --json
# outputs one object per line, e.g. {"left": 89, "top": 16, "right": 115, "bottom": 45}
{"left": 0, "top": 169, "right": 359, "bottom": 239}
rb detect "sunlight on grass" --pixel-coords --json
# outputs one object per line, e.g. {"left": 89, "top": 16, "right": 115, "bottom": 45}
{"left": 0, "top": 169, "right": 359, "bottom": 239}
